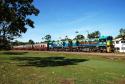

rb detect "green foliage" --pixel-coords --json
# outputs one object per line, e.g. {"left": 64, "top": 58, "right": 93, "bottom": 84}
{"left": 12, "top": 40, "right": 25, "bottom": 46}
{"left": 0, "top": 0, "right": 39, "bottom": 49}
{"left": 0, "top": 37, "right": 11, "bottom": 50}
{"left": 12, "top": 40, "right": 34, "bottom": 46}
{"left": 62, "top": 35, "right": 72, "bottom": 41}
{"left": 44, "top": 34, "right": 51, "bottom": 42}
{"left": 75, "top": 34, "right": 85, "bottom": 40}
{"left": 120, "top": 28, "right": 125, "bottom": 39}
{"left": 116, "top": 28, "right": 125, "bottom": 39}
{"left": 28, "top": 39, "right": 34, "bottom": 44}
{"left": 87, "top": 31, "right": 100, "bottom": 39}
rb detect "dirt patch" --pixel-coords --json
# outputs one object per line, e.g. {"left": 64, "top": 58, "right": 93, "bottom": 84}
{"left": 116, "top": 79, "right": 125, "bottom": 84}
{"left": 59, "top": 78, "right": 75, "bottom": 84}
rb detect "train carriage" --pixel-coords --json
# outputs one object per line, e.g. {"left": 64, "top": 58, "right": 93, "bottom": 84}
{"left": 12, "top": 36, "right": 114, "bottom": 53}
{"left": 72, "top": 40, "right": 79, "bottom": 52}
{"left": 49, "top": 40, "right": 64, "bottom": 51}
{"left": 33, "top": 43, "right": 48, "bottom": 51}
{"left": 78, "top": 39, "right": 99, "bottom": 52}
{"left": 63, "top": 40, "right": 72, "bottom": 51}
{"left": 13, "top": 45, "right": 24, "bottom": 50}
{"left": 23, "top": 44, "right": 33, "bottom": 50}
{"left": 98, "top": 36, "right": 114, "bottom": 52}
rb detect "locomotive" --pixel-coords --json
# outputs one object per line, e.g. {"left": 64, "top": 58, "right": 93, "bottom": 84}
{"left": 48, "top": 36, "right": 114, "bottom": 52}
{"left": 13, "top": 36, "right": 114, "bottom": 53}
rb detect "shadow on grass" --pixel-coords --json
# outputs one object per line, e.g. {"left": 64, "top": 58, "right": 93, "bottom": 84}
{"left": 11, "top": 56, "right": 88, "bottom": 67}
{"left": 1, "top": 51, "right": 28, "bottom": 55}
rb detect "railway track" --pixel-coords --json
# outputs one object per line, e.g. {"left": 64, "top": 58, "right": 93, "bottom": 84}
{"left": 46, "top": 51, "right": 125, "bottom": 57}
{"left": 7, "top": 50, "right": 125, "bottom": 58}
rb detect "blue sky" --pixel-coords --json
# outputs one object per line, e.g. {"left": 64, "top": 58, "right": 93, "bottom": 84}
{"left": 17, "top": 0, "right": 125, "bottom": 42}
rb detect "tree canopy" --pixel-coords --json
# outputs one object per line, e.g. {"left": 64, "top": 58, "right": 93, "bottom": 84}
{"left": 87, "top": 31, "right": 100, "bottom": 39}
{"left": 116, "top": 28, "right": 125, "bottom": 39}
{"left": 44, "top": 34, "right": 51, "bottom": 42}
{"left": 28, "top": 39, "right": 34, "bottom": 44}
{"left": 0, "top": 0, "right": 39, "bottom": 49}
{"left": 75, "top": 34, "right": 85, "bottom": 40}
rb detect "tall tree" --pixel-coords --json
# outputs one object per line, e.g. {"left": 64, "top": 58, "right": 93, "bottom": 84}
{"left": 28, "top": 39, "right": 34, "bottom": 44}
{"left": 94, "top": 31, "right": 100, "bottom": 38}
{"left": 12, "top": 40, "right": 26, "bottom": 46}
{"left": 87, "top": 31, "right": 100, "bottom": 39}
{"left": 44, "top": 34, "right": 51, "bottom": 42}
{"left": 116, "top": 28, "right": 125, "bottom": 39}
{"left": 0, "top": 0, "right": 39, "bottom": 49}
{"left": 75, "top": 34, "right": 85, "bottom": 40}
{"left": 64, "top": 35, "right": 72, "bottom": 42}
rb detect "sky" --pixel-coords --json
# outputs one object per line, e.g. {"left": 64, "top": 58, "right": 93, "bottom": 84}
{"left": 17, "top": 0, "right": 125, "bottom": 42}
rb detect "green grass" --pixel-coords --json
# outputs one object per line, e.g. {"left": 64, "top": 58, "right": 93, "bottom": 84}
{"left": 0, "top": 51, "right": 125, "bottom": 84}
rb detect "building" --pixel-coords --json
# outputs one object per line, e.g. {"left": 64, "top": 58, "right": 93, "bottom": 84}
{"left": 113, "top": 38, "right": 125, "bottom": 52}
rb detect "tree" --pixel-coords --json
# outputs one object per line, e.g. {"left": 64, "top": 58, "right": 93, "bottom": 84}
{"left": 75, "top": 34, "right": 85, "bottom": 40}
{"left": 12, "top": 40, "right": 28, "bottom": 46}
{"left": 44, "top": 34, "right": 51, "bottom": 42}
{"left": 60, "top": 35, "right": 72, "bottom": 41}
{"left": 0, "top": 0, "right": 39, "bottom": 49}
{"left": 12, "top": 40, "right": 20, "bottom": 46}
{"left": 116, "top": 28, "right": 125, "bottom": 39}
{"left": 94, "top": 31, "right": 100, "bottom": 38}
{"left": 87, "top": 31, "right": 100, "bottom": 39}
{"left": 28, "top": 39, "right": 34, "bottom": 44}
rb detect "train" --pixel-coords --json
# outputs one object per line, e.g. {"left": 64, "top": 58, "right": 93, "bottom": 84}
{"left": 13, "top": 36, "right": 114, "bottom": 53}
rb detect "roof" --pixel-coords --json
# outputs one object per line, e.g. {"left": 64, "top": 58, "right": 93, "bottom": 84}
{"left": 99, "top": 36, "right": 109, "bottom": 39}
{"left": 113, "top": 38, "right": 125, "bottom": 41}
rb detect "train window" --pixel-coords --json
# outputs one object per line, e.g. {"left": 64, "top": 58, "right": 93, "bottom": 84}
{"left": 116, "top": 41, "right": 119, "bottom": 44}
{"left": 121, "top": 41, "right": 125, "bottom": 43}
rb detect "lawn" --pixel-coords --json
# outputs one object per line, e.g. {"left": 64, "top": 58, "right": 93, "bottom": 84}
{"left": 0, "top": 51, "right": 125, "bottom": 84}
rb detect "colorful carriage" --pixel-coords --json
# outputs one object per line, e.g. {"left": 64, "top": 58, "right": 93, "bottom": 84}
{"left": 48, "top": 36, "right": 114, "bottom": 52}
{"left": 13, "top": 36, "right": 114, "bottom": 53}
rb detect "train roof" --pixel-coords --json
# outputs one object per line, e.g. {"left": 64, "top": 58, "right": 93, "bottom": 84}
{"left": 99, "top": 36, "right": 113, "bottom": 39}
{"left": 113, "top": 38, "right": 125, "bottom": 41}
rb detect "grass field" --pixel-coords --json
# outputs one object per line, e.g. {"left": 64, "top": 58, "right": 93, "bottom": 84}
{"left": 0, "top": 51, "right": 125, "bottom": 84}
